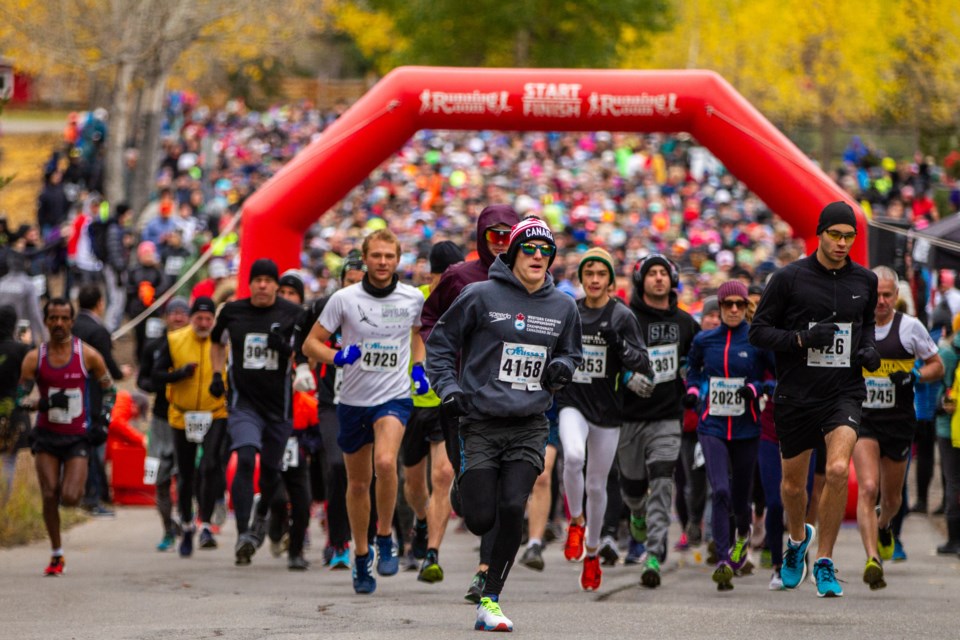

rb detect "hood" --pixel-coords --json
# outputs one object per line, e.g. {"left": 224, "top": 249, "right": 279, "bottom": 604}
{"left": 488, "top": 254, "right": 555, "bottom": 296}
{"left": 476, "top": 204, "right": 520, "bottom": 268}
{"left": 629, "top": 287, "right": 679, "bottom": 319}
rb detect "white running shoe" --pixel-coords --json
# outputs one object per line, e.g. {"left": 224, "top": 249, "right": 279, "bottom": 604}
{"left": 475, "top": 597, "right": 513, "bottom": 632}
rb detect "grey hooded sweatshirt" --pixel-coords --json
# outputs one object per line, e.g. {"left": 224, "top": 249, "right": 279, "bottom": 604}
{"left": 426, "top": 255, "right": 583, "bottom": 422}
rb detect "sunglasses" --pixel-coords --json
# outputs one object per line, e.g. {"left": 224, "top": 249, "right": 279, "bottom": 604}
{"left": 824, "top": 229, "right": 857, "bottom": 242}
{"left": 485, "top": 228, "right": 512, "bottom": 244}
{"left": 518, "top": 242, "right": 556, "bottom": 258}
{"left": 720, "top": 299, "right": 747, "bottom": 310}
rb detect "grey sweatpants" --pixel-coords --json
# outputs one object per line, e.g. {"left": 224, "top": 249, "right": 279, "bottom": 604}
{"left": 616, "top": 418, "right": 681, "bottom": 562}
{"left": 148, "top": 417, "right": 178, "bottom": 535}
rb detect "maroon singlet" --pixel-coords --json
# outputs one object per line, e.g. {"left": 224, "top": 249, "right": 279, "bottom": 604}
{"left": 35, "top": 337, "right": 89, "bottom": 436}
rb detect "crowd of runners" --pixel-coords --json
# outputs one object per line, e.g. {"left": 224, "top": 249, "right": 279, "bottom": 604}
{"left": 4, "top": 99, "right": 960, "bottom": 633}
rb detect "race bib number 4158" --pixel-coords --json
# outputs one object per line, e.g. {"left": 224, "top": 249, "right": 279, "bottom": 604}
{"left": 499, "top": 342, "right": 547, "bottom": 390}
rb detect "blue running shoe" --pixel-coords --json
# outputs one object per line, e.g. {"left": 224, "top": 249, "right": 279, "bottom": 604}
{"left": 179, "top": 528, "right": 194, "bottom": 558}
{"left": 781, "top": 524, "right": 815, "bottom": 589}
{"left": 156, "top": 534, "right": 175, "bottom": 552}
{"left": 813, "top": 558, "right": 843, "bottom": 597}
{"left": 330, "top": 546, "right": 351, "bottom": 570}
{"left": 625, "top": 539, "right": 646, "bottom": 565}
{"left": 375, "top": 534, "right": 399, "bottom": 576}
{"left": 352, "top": 551, "right": 377, "bottom": 594}
{"left": 892, "top": 539, "right": 907, "bottom": 562}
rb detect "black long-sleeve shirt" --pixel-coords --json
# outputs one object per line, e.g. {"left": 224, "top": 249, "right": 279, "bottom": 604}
{"left": 749, "top": 253, "right": 878, "bottom": 407}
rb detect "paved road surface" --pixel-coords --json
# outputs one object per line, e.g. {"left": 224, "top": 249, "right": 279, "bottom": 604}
{"left": 1, "top": 502, "right": 957, "bottom": 639}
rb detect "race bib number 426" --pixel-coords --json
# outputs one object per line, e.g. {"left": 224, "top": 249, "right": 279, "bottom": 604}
{"left": 806, "top": 322, "right": 851, "bottom": 368}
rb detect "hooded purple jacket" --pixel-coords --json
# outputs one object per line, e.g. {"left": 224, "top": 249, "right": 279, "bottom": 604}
{"left": 419, "top": 204, "right": 519, "bottom": 341}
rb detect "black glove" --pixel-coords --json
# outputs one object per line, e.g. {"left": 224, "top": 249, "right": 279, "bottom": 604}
{"left": 543, "top": 360, "right": 573, "bottom": 392}
{"left": 441, "top": 392, "right": 470, "bottom": 420}
{"left": 889, "top": 369, "right": 918, "bottom": 386}
{"left": 796, "top": 323, "right": 839, "bottom": 350}
{"left": 736, "top": 384, "right": 758, "bottom": 402}
{"left": 39, "top": 388, "right": 71, "bottom": 413}
{"left": 857, "top": 347, "right": 882, "bottom": 373}
{"left": 682, "top": 391, "right": 699, "bottom": 408}
{"left": 87, "top": 416, "right": 109, "bottom": 446}
{"left": 209, "top": 372, "right": 225, "bottom": 398}
{"left": 172, "top": 363, "right": 197, "bottom": 381}
{"left": 268, "top": 325, "right": 293, "bottom": 358}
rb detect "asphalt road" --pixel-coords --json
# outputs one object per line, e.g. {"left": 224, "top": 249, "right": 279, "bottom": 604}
{"left": 2, "top": 498, "right": 958, "bottom": 640}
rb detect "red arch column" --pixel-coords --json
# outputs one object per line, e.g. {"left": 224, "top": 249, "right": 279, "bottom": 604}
{"left": 237, "top": 67, "right": 864, "bottom": 296}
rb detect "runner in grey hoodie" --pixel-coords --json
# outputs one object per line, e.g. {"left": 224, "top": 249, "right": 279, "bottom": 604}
{"left": 427, "top": 217, "right": 581, "bottom": 632}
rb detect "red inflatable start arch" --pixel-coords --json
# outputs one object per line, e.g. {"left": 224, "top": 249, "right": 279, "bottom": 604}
{"left": 237, "top": 67, "right": 865, "bottom": 295}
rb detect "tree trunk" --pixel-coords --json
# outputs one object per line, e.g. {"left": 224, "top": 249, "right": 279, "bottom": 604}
{"left": 130, "top": 71, "right": 169, "bottom": 219}
{"left": 819, "top": 113, "right": 835, "bottom": 170}
{"left": 104, "top": 60, "right": 135, "bottom": 207}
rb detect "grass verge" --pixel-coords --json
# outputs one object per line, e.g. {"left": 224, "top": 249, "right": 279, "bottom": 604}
{"left": 0, "top": 450, "right": 87, "bottom": 547}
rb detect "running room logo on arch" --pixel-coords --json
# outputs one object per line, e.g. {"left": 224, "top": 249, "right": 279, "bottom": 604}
{"left": 488, "top": 311, "right": 512, "bottom": 323}
{"left": 515, "top": 313, "right": 526, "bottom": 331}
{"left": 419, "top": 89, "right": 511, "bottom": 116}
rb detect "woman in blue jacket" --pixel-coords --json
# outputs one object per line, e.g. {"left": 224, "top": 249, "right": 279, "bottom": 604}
{"left": 684, "top": 280, "right": 775, "bottom": 591}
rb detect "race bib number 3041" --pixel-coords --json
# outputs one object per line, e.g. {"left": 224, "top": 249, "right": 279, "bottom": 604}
{"left": 243, "top": 333, "right": 279, "bottom": 370}
{"left": 807, "top": 322, "right": 852, "bottom": 368}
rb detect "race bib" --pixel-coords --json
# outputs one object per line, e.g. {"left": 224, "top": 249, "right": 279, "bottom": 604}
{"left": 32, "top": 274, "right": 46, "bottom": 297}
{"left": 333, "top": 367, "right": 344, "bottom": 405}
{"left": 708, "top": 377, "right": 746, "bottom": 417}
{"left": 360, "top": 339, "right": 402, "bottom": 372}
{"left": 807, "top": 322, "right": 851, "bottom": 368}
{"left": 243, "top": 333, "right": 278, "bottom": 370}
{"left": 281, "top": 436, "right": 299, "bottom": 471}
{"left": 47, "top": 387, "right": 83, "bottom": 424}
{"left": 499, "top": 342, "right": 547, "bottom": 390}
{"left": 143, "top": 456, "right": 160, "bottom": 485}
{"left": 863, "top": 377, "right": 895, "bottom": 409}
{"left": 165, "top": 255, "right": 185, "bottom": 277}
{"left": 146, "top": 317, "right": 165, "bottom": 339}
{"left": 573, "top": 344, "right": 608, "bottom": 384}
{"left": 184, "top": 411, "right": 213, "bottom": 443}
{"left": 649, "top": 344, "right": 678, "bottom": 384}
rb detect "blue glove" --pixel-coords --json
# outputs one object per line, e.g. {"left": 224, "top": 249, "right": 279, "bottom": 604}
{"left": 411, "top": 363, "right": 430, "bottom": 395}
{"left": 333, "top": 344, "right": 361, "bottom": 367}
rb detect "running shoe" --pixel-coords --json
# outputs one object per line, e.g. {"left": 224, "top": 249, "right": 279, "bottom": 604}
{"left": 270, "top": 532, "right": 289, "bottom": 558}
{"left": 673, "top": 532, "right": 689, "bottom": 552}
{"left": 288, "top": 555, "right": 310, "bottom": 571}
{"left": 564, "top": 523, "right": 586, "bottom": 562}
{"left": 580, "top": 555, "right": 602, "bottom": 592}
{"left": 712, "top": 561, "right": 734, "bottom": 591}
{"left": 43, "top": 555, "right": 65, "bottom": 576}
{"left": 629, "top": 514, "right": 647, "bottom": 543}
{"left": 641, "top": 555, "right": 661, "bottom": 588}
{"left": 330, "top": 546, "right": 351, "bottom": 571}
{"left": 760, "top": 548, "right": 773, "bottom": 569}
{"left": 198, "top": 527, "right": 217, "bottom": 550}
{"left": 212, "top": 499, "right": 228, "bottom": 527}
{"left": 475, "top": 596, "right": 513, "bottom": 632}
{"left": 598, "top": 536, "right": 620, "bottom": 566}
{"left": 892, "top": 539, "right": 907, "bottom": 562}
{"left": 156, "top": 534, "right": 176, "bottom": 552}
{"left": 781, "top": 524, "right": 815, "bottom": 589}
{"left": 519, "top": 542, "right": 545, "bottom": 571}
{"left": 179, "top": 528, "right": 194, "bottom": 558}
{"left": 769, "top": 567, "right": 785, "bottom": 591}
{"left": 465, "top": 570, "right": 487, "bottom": 604}
{"left": 375, "top": 535, "right": 399, "bottom": 576}
{"left": 411, "top": 520, "right": 428, "bottom": 560}
{"left": 418, "top": 551, "right": 444, "bottom": 584}
{"left": 813, "top": 558, "right": 843, "bottom": 597}
{"left": 877, "top": 525, "right": 894, "bottom": 561}
{"left": 235, "top": 533, "right": 258, "bottom": 566}
{"left": 624, "top": 539, "right": 646, "bottom": 565}
{"left": 249, "top": 516, "right": 268, "bottom": 549}
{"left": 686, "top": 525, "right": 703, "bottom": 547}
{"left": 352, "top": 552, "right": 376, "bottom": 594}
{"left": 730, "top": 532, "right": 753, "bottom": 575}
{"left": 402, "top": 550, "right": 419, "bottom": 572}
{"left": 863, "top": 556, "right": 886, "bottom": 591}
